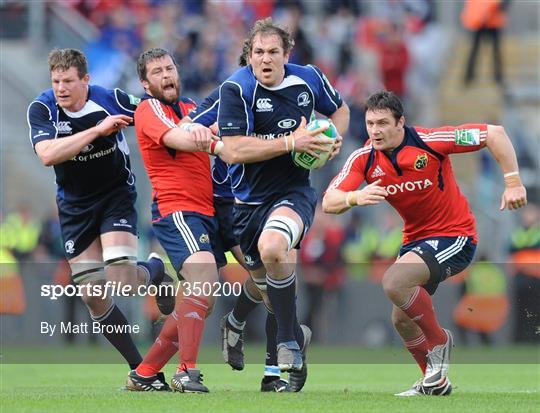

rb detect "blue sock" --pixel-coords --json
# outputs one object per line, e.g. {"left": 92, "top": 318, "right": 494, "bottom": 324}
{"left": 231, "top": 282, "right": 262, "bottom": 324}
{"left": 265, "top": 312, "right": 278, "bottom": 367}
{"left": 137, "top": 258, "right": 163, "bottom": 286}
{"left": 266, "top": 272, "right": 297, "bottom": 344}
{"left": 91, "top": 303, "right": 142, "bottom": 369}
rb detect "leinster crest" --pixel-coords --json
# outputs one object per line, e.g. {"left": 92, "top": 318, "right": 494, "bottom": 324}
{"left": 414, "top": 153, "right": 428, "bottom": 170}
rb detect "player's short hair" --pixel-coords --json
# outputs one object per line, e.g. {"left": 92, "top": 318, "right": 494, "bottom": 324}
{"left": 48, "top": 48, "right": 88, "bottom": 79}
{"left": 241, "top": 17, "right": 295, "bottom": 63}
{"left": 365, "top": 91, "right": 404, "bottom": 123}
{"left": 238, "top": 41, "right": 250, "bottom": 67}
{"left": 137, "top": 47, "right": 177, "bottom": 81}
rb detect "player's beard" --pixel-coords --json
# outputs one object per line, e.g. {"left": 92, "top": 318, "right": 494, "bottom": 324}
{"left": 148, "top": 81, "right": 179, "bottom": 105}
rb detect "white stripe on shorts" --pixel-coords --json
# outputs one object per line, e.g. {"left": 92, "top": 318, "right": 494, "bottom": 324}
{"left": 435, "top": 236, "right": 467, "bottom": 263}
{"left": 172, "top": 212, "right": 199, "bottom": 255}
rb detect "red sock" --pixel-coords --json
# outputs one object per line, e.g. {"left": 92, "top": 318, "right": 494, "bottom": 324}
{"left": 404, "top": 333, "right": 429, "bottom": 374}
{"left": 399, "top": 286, "right": 447, "bottom": 347}
{"left": 136, "top": 311, "right": 179, "bottom": 377}
{"left": 177, "top": 295, "right": 208, "bottom": 371}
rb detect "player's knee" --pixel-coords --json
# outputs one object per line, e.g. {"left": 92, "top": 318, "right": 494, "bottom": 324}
{"left": 260, "top": 215, "right": 302, "bottom": 254}
{"left": 382, "top": 267, "right": 402, "bottom": 300}
{"left": 103, "top": 246, "right": 138, "bottom": 283}
{"left": 258, "top": 238, "right": 288, "bottom": 265}
{"left": 81, "top": 291, "right": 111, "bottom": 314}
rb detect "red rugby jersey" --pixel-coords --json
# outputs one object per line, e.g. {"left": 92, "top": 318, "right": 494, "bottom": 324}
{"left": 328, "top": 124, "right": 488, "bottom": 244}
{"left": 135, "top": 96, "right": 214, "bottom": 219}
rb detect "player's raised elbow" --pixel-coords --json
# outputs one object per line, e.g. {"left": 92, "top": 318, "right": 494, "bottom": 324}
{"left": 36, "top": 149, "right": 55, "bottom": 167}
{"left": 487, "top": 124, "right": 507, "bottom": 142}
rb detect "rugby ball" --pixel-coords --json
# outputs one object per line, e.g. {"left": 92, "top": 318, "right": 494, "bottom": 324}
{"left": 292, "top": 119, "right": 337, "bottom": 170}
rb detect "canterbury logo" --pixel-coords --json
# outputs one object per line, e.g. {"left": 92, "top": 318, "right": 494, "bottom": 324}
{"left": 57, "top": 121, "right": 72, "bottom": 134}
{"left": 256, "top": 98, "right": 273, "bottom": 112}
{"left": 371, "top": 165, "right": 385, "bottom": 178}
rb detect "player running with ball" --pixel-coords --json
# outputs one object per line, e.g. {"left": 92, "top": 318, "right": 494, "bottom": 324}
{"left": 323, "top": 90, "right": 527, "bottom": 396}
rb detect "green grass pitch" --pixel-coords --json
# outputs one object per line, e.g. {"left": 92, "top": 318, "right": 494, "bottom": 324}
{"left": 1, "top": 346, "right": 538, "bottom": 413}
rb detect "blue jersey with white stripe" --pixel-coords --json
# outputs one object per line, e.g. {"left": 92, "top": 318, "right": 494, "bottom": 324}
{"left": 217, "top": 63, "right": 343, "bottom": 203}
{"left": 27, "top": 85, "right": 138, "bottom": 202}
{"left": 188, "top": 88, "right": 233, "bottom": 199}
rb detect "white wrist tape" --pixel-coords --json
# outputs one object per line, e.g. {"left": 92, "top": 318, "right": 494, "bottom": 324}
{"left": 180, "top": 123, "right": 194, "bottom": 132}
{"left": 345, "top": 191, "right": 356, "bottom": 207}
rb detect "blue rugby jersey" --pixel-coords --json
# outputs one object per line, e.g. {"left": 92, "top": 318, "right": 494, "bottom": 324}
{"left": 188, "top": 87, "right": 233, "bottom": 199}
{"left": 27, "top": 85, "right": 138, "bottom": 202}
{"left": 217, "top": 63, "right": 343, "bottom": 204}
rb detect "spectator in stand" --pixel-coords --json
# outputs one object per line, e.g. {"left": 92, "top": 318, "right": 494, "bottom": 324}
{"left": 461, "top": 0, "right": 509, "bottom": 86}
{"left": 376, "top": 22, "right": 409, "bottom": 101}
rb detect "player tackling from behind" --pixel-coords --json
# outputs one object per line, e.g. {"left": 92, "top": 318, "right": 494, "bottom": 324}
{"left": 323, "top": 90, "right": 527, "bottom": 396}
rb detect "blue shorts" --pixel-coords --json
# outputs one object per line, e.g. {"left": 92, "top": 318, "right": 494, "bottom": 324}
{"left": 214, "top": 196, "right": 237, "bottom": 267}
{"left": 400, "top": 235, "right": 477, "bottom": 295}
{"left": 232, "top": 187, "right": 317, "bottom": 270}
{"left": 57, "top": 186, "right": 138, "bottom": 259}
{"left": 152, "top": 211, "right": 222, "bottom": 275}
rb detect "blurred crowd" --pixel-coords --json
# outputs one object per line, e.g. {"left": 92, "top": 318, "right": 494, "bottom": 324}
{"left": 67, "top": 0, "right": 446, "bottom": 140}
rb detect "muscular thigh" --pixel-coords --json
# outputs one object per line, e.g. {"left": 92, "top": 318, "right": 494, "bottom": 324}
{"left": 233, "top": 188, "right": 316, "bottom": 271}
{"left": 398, "top": 236, "right": 477, "bottom": 295}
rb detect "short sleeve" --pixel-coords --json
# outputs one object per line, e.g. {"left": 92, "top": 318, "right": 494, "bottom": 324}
{"left": 27, "top": 101, "right": 57, "bottom": 150}
{"left": 308, "top": 65, "right": 343, "bottom": 117}
{"left": 217, "top": 81, "right": 253, "bottom": 137}
{"left": 415, "top": 124, "right": 488, "bottom": 155}
{"left": 135, "top": 99, "right": 177, "bottom": 145}
{"left": 113, "top": 88, "right": 139, "bottom": 117}
{"left": 326, "top": 148, "right": 367, "bottom": 192}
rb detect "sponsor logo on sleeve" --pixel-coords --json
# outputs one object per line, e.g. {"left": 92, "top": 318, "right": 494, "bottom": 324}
{"left": 128, "top": 94, "right": 141, "bottom": 106}
{"left": 455, "top": 129, "right": 480, "bottom": 146}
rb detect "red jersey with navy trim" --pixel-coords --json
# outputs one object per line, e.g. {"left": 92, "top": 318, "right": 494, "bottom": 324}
{"left": 135, "top": 95, "right": 214, "bottom": 219}
{"left": 328, "top": 124, "right": 488, "bottom": 244}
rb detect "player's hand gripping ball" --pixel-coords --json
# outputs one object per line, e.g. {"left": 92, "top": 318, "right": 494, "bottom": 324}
{"left": 292, "top": 119, "right": 338, "bottom": 169}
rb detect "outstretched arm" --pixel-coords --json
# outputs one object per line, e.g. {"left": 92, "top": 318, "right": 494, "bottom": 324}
{"left": 35, "top": 114, "right": 132, "bottom": 166}
{"left": 323, "top": 179, "right": 388, "bottom": 214}
{"left": 485, "top": 125, "right": 527, "bottom": 210}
